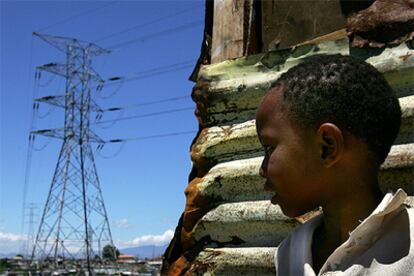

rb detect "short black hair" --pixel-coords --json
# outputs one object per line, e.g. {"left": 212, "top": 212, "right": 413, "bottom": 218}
{"left": 274, "top": 54, "right": 401, "bottom": 164}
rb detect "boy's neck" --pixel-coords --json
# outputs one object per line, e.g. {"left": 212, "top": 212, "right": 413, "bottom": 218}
{"left": 312, "top": 175, "right": 383, "bottom": 272}
{"left": 322, "top": 185, "right": 383, "bottom": 243}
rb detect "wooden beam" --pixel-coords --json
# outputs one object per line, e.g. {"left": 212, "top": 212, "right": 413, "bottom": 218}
{"left": 211, "top": 0, "right": 245, "bottom": 63}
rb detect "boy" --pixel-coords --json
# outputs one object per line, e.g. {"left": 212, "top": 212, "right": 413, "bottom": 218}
{"left": 255, "top": 54, "right": 413, "bottom": 275}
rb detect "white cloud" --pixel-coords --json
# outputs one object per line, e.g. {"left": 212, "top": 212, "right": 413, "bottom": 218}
{"left": 0, "top": 229, "right": 176, "bottom": 253}
{"left": 114, "top": 218, "right": 132, "bottom": 229}
{"left": 0, "top": 231, "right": 27, "bottom": 254}
{"left": 119, "top": 229, "right": 174, "bottom": 248}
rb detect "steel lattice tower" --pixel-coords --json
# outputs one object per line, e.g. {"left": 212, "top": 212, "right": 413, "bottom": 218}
{"left": 31, "top": 33, "right": 115, "bottom": 268}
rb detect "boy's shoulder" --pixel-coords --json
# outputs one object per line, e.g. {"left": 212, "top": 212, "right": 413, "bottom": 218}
{"left": 276, "top": 191, "right": 414, "bottom": 275}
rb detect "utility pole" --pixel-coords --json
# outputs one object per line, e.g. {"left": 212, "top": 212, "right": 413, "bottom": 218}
{"left": 30, "top": 33, "right": 115, "bottom": 272}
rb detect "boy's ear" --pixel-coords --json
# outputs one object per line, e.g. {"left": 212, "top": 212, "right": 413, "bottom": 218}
{"left": 317, "top": 123, "right": 344, "bottom": 168}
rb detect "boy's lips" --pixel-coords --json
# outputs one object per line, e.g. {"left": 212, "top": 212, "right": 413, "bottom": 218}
{"left": 264, "top": 180, "right": 276, "bottom": 192}
{"left": 264, "top": 180, "right": 278, "bottom": 204}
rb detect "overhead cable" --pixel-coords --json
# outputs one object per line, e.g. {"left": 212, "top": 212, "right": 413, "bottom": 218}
{"left": 95, "top": 130, "right": 196, "bottom": 158}
{"left": 109, "top": 20, "right": 203, "bottom": 50}
{"left": 93, "top": 106, "right": 194, "bottom": 125}
{"left": 22, "top": 67, "right": 41, "bottom": 234}
{"left": 35, "top": 1, "right": 120, "bottom": 32}
{"left": 94, "top": 3, "right": 203, "bottom": 43}
{"left": 96, "top": 77, "right": 124, "bottom": 99}
{"left": 105, "top": 130, "right": 196, "bottom": 143}
{"left": 96, "top": 141, "right": 126, "bottom": 159}
{"left": 33, "top": 138, "right": 52, "bottom": 151}
{"left": 38, "top": 74, "right": 56, "bottom": 87}
{"left": 95, "top": 109, "right": 125, "bottom": 129}
{"left": 100, "top": 95, "right": 190, "bottom": 112}
{"left": 100, "top": 60, "right": 195, "bottom": 88}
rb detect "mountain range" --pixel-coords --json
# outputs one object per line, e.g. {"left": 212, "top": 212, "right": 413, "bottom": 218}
{"left": 119, "top": 244, "right": 168, "bottom": 259}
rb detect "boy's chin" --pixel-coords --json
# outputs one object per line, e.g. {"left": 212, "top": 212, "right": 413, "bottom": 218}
{"left": 274, "top": 200, "right": 302, "bottom": 218}
{"left": 276, "top": 200, "right": 318, "bottom": 219}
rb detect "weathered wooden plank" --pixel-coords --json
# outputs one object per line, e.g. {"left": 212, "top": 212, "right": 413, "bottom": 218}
{"left": 261, "top": 0, "right": 347, "bottom": 51}
{"left": 211, "top": 0, "right": 245, "bottom": 63}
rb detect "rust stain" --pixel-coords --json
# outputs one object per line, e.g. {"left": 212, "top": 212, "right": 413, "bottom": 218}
{"left": 187, "top": 250, "right": 221, "bottom": 274}
{"left": 221, "top": 125, "right": 232, "bottom": 137}
{"left": 163, "top": 175, "right": 224, "bottom": 275}
{"left": 182, "top": 177, "right": 221, "bottom": 248}
{"left": 164, "top": 255, "right": 190, "bottom": 276}
{"left": 190, "top": 128, "right": 217, "bottom": 176}
{"left": 165, "top": 236, "right": 222, "bottom": 275}
{"left": 347, "top": 0, "right": 414, "bottom": 48}
{"left": 399, "top": 51, "right": 412, "bottom": 61}
{"left": 192, "top": 80, "right": 211, "bottom": 128}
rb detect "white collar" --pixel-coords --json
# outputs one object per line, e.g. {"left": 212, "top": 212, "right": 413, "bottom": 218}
{"left": 277, "top": 189, "right": 408, "bottom": 275}
{"left": 319, "top": 189, "right": 407, "bottom": 273}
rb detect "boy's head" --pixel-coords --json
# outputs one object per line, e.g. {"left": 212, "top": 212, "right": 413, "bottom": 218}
{"left": 256, "top": 54, "right": 401, "bottom": 216}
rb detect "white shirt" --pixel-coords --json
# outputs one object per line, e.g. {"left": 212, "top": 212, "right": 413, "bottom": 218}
{"left": 275, "top": 189, "right": 414, "bottom": 275}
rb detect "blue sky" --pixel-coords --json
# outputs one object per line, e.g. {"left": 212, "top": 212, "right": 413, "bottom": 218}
{"left": 0, "top": 0, "right": 204, "bottom": 254}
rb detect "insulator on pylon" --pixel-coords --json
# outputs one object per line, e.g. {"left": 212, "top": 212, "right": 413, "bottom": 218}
{"left": 107, "top": 107, "right": 121, "bottom": 111}
{"left": 108, "top": 76, "right": 121, "bottom": 81}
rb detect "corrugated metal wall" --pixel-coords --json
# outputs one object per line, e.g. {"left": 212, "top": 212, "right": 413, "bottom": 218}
{"left": 164, "top": 37, "right": 414, "bottom": 275}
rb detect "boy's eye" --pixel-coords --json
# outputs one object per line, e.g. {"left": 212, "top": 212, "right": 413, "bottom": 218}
{"left": 263, "top": 145, "right": 275, "bottom": 156}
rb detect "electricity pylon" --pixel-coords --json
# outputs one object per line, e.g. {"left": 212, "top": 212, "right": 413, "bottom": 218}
{"left": 31, "top": 33, "right": 115, "bottom": 270}
{"left": 22, "top": 203, "right": 38, "bottom": 258}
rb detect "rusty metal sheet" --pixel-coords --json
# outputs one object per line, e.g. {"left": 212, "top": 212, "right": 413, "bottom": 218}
{"left": 193, "top": 200, "right": 298, "bottom": 247}
{"left": 191, "top": 96, "right": 414, "bottom": 164}
{"left": 194, "top": 39, "right": 413, "bottom": 127}
{"left": 188, "top": 247, "right": 276, "bottom": 275}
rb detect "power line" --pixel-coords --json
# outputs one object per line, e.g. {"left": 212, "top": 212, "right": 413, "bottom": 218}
{"left": 96, "top": 141, "right": 126, "bottom": 159}
{"left": 94, "top": 106, "right": 194, "bottom": 125}
{"left": 105, "top": 130, "right": 196, "bottom": 143}
{"left": 22, "top": 68, "right": 41, "bottom": 234}
{"left": 95, "top": 130, "right": 197, "bottom": 158}
{"left": 100, "top": 59, "right": 195, "bottom": 88}
{"left": 94, "top": 3, "right": 203, "bottom": 43}
{"left": 100, "top": 95, "right": 190, "bottom": 112}
{"left": 109, "top": 20, "right": 203, "bottom": 50}
{"left": 35, "top": 1, "right": 120, "bottom": 32}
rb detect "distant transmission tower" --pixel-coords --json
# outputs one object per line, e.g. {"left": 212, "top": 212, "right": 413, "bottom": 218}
{"left": 31, "top": 33, "right": 115, "bottom": 269}
{"left": 23, "top": 203, "right": 38, "bottom": 258}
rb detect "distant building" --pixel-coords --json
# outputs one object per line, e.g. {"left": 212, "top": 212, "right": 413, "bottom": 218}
{"left": 117, "top": 254, "right": 136, "bottom": 264}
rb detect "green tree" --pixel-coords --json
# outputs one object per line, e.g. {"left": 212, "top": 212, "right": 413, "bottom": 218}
{"left": 102, "top": 244, "right": 120, "bottom": 260}
{"left": 0, "top": 259, "right": 12, "bottom": 273}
